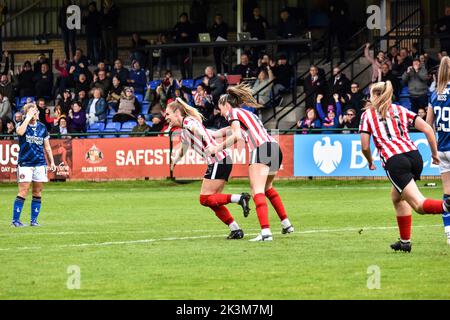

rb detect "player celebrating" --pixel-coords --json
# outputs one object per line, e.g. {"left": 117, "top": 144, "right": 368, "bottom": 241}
{"left": 210, "top": 84, "right": 294, "bottom": 242}
{"left": 166, "top": 98, "right": 250, "bottom": 240}
{"left": 426, "top": 56, "right": 450, "bottom": 244}
{"left": 12, "top": 103, "right": 56, "bottom": 227}
{"left": 360, "top": 81, "right": 450, "bottom": 252}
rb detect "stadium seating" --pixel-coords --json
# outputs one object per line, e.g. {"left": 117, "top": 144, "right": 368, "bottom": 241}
{"left": 135, "top": 93, "right": 144, "bottom": 103}
{"left": 120, "top": 121, "right": 137, "bottom": 137}
{"left": 226, "top": 74, "right": 242, "bottom": 85}
{"left": 148, "top": 80, "right": 161, "bottom": 90}
{"left": 103, "top": 121, "right": 122, "bottom": 138}
{"left": 181, "top": 79, "right": 194, "bottom": 89}
{"left": 87, "top": 122, "right": 105, "bottom": 139}
{"left": 141, "top": 102, "right": 150, "bottom": 114}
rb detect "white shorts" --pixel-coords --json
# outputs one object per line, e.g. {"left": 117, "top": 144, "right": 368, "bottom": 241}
{"left": 438, "top": 151, "right": 450, "bottom": 174}
{"left": 17, "top": 166, "right": 48, "bottom": 183}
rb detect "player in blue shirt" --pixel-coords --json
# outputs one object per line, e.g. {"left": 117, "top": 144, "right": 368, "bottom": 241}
{"left": 427, "top": 56, "right": 450, "bottom": 244}
{"left": 12, "top": 103, "right": 56, "bottom": 227}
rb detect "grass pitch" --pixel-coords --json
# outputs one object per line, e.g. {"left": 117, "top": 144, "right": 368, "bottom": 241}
{"left": 0, "top": 179, "right": 449, "bottom": 300}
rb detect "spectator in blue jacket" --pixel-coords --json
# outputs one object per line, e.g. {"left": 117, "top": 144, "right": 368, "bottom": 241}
{"left": 316, "top": 93, "right": 342, "bottom": 134}
{"left": 128, "top": 60, "right": 146, "bottom": 94}
{"left": 86, "top": 87, "right": 107, "bottom": 125}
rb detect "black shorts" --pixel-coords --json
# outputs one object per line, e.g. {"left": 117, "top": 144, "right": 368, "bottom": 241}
{"left": 204, "top": 156, "right": 233, "bottom": 181}
{"left": 384, "top": 150, "right": 423, "bottom": 193}
{"left": 250, "top": 142, "right": 283, "bottom": 173}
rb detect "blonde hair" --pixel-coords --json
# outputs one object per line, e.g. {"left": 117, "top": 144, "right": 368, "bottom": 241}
{"left": 22, "top": 103, "right": 37, "bottom": 115}
{"left": 368, "top": 81, "right": 394, "bottom": 119}
{"left": 218, "top": 83, "right": 263, "bottom": 109}
{"left": 167, "top": 98, "right": 204, "bottom": 123}
{"left": 437, "top": 56, "right": 450, "bottom": 94}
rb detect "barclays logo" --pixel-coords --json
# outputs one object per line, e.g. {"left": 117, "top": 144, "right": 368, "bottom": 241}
{"left": 313, "top": 137, "right": 342, "bottom": 174}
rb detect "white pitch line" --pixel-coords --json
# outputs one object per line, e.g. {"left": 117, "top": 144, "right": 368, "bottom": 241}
{"left": 0, "top": 186, "right": 404, "bottom": 193}
{"left": 0, "top": 224, "right": 442, "bottom": 252}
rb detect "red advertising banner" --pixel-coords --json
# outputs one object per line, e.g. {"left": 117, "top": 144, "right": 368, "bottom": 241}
{"left": 0, "top": 135, "right": 293, "bottom": 181}
{"left": 0, "top": 139, "right": 72, "bottom": 181}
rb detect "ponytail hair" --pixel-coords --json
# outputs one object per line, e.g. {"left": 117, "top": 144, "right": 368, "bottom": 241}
{"left": 437, "top": 56, "right": 450, "bottom": 95}
{"left": 167, "top": 98, "right": 204, "bottom": 122}
{"left": 369, "top": 81, "right": 394, "bottom": 119}
{"left": 218, "top": 83, "right": 263, "bottom": 109}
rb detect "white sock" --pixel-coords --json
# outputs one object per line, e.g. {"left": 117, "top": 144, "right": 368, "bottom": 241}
{"left": 445, "top": 226, "right": 450, "bottom": 236}
{"left": 400, "top": 238, "right": 411, "bottom": 243}
{"left": 230, "top": 194, "right": 242, "bottom": 203}
{"left": 281, "top": 218, "right": 291, "bottom": 229}
{"left": 261, "top": 228, "right": 272, "bottom": 236}
{"left": 229, "top": 221, "right": 240, "bottom": 231}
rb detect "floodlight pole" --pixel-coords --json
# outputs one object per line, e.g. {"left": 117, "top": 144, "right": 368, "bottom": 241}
{"left": 236, "top": 0, "right": 243, "bottom": 65}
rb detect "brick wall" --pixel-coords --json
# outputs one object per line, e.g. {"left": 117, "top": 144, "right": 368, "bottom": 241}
{"left": 3, "top": 36, "right": 142, "bottom": 68}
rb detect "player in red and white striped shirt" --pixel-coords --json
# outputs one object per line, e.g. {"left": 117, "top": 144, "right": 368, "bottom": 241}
{"left": 210, "top": 84, "right": 294, "bottom": 242}
{"left": 360, "top": 81, "right": 450, "bottom": 252}
{"left": 166, "top": 98, "right": 250, "bottom": 240}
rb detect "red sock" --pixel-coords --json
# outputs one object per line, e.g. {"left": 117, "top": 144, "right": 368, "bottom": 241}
{"left": 265, "top": 188, "right": 287, "bottom": 221}
{"left": 253, "top": 193, "right": 270, "bottom": 229}
{"left": 422, "top": 199, "right": 444, "bottom": 214}
{"left": 211, "top": 206, "right": 234, "bottom": 226}
{"left": 396, "top": 215, "right": 412, "bottom": 241}
{"left": 199, "top": 194, "right": 232, "bottom": 207}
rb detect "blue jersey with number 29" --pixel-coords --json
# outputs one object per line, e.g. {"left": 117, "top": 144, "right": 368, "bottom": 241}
{"left": 431, "top": 83, "right": 450, "bottom": 151}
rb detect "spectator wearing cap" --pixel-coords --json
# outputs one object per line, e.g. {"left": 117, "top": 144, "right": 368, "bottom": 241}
{"left": 316, "top": 94, "right": 342, "bottom": 134}
{"left": 113, "top": 87, "right": 141, "bottom": 123}
{"left": 193, "top": 82, "right": 214, "bottom": 124}
{"left": 401, "top": 58, "right": 428, "bottom": 113}
{"left": 132, "top": 114, "right": 151, "bottom": 134}
{"left": 296, "top": 107, "right": 321, "bottom": 134}
{"left": 16, "top": 61, "right": 35, "bottom": 97}
{"left": 87, "top": 87, "right": 107, "bottom": 124}
{"left": 13, "top": 111, "right": 23, "bottom": 127}
{"left": 128, "top": 60, "right": 146, "bottom": 94}
{"left": 68, "top": 101, "right": 87, "bottom": 133}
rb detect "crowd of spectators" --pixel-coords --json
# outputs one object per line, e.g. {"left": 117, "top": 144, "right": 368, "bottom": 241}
{"left": 296, "top": 43, "right": 448, "bottom": 134}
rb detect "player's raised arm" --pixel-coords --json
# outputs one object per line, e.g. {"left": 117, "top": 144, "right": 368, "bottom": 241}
{"left": 171, "top": 140, "right": 189, "bottom": 171}
{"left": 16, "top": 106, "right": 37, "bottom": 136}
{"left": 414, "top": 116, "right": 440, "bottom": 165}
{"left": 207, "top": 126, "right": 230, "bottom": 139}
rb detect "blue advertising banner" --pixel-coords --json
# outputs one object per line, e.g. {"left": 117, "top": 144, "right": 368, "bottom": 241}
{"left": 293, "top": 133, "right": 439, "bottom": 177}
